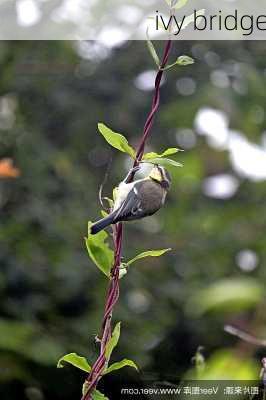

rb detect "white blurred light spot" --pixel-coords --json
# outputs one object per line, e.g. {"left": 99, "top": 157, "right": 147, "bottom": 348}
{"left": 195, "top": 107, "right": 229, "bottom": 149}
{"left": 176, "top": 128, "right": 197, "bottom": 149}
{"left": 98, "top": 27, "right": 129, "bottom": 48}
{"left": 195, "top": 107, "right": 266, "bottom": 181}
{"left": 176, "top": 77, "right": 196, "bottom": 96}
{"left": 127, "top": 290, "right": 150, "bottom": 313}
{"left": 76, "top": 41, "right": 110, "bottom": 61}
{"left": 228, "top": 131, "right": 266, "bottom": 181}
{"left": 202, "top": 174, "right": 239, "bottom": 199}
{"left": 16, "top": 0, "right": 41, "bottom": 27}
{"left": 236, "top": 249, "right": 258, "bottom": 272}
{"left": 52, "top": 0, "right": 87, "bottom": 23}
{"left": 116, "top": 6, "right": 142, "bottom": 24}
{"left": 135, "top": 70, "right": 165, "bottom": 91}
{"left": 204, "top": 51, "right": 220, "bottom": 67}
{"left": 210, "top": 70, "right": 230, "bottom": 88}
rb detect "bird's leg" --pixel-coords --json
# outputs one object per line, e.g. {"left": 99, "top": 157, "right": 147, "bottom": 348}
{"left": 123, "top": 166, "right": 140, "bottom": 183}
{"left": 118, "top": 258, "right": 126, "bottom": 269}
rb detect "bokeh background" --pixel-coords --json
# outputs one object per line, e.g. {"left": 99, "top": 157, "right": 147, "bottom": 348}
{"left": 0, "top": 40, "right": 266, "bottom": 399}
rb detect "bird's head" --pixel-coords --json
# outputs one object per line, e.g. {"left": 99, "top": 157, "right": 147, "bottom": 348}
{"left": 149, "top": 165, "right": 171, "bottom": 190}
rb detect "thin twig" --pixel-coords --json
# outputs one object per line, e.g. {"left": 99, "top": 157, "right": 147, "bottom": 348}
{"left": 98, "top": 155, "right": 113, "bottom": 211}
{"left": 224, "top": 325, "right": 266, "bottom": 347}
{"left": 82, "top": 40, "right": 173, "bottom": 400}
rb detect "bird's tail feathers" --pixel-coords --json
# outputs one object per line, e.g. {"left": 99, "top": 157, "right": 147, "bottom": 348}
{"left": 90, "top": 213, "right": 116, "bottom": 235}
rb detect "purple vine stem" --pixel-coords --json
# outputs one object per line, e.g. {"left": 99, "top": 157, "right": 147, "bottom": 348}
{"left": 82, "top": 39, "right": 173, "bottom": 400}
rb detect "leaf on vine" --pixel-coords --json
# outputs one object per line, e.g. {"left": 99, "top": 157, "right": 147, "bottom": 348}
{"left": 143, "top": 147, "right": 180, "bottom": 160}
{"left": 176, "top": 55, "right": 194, "bottom": 66}
{"left": 172, "top": 0, "right": 189, "bottom": 10}
{"left": 105, "top": 322, "right": 121, "bottom": 361}
{"left": 165, "top": 0, "right": 189, "bottom": 9}
{"left": 103, "top": 359, "right": 139, "bottom": 375}
{"left": 92, "top": 389, "right": 109, "bottom": 400}
{"left": 146, "top": 28, "right": 160, "bottom": 67}
{"left": 86, "top": 223, "right": 114, "bottom": 277}
{"left": 126, "top": 249, "right": 171, "bottom": 266}
{"left": 143, "top": 157, "right": 183, "bottom": 168}
{"left": 57, "top": 353, "right": 91, "bottom": 372}
{"left": 98, "top": 123, "right": 136, "bottom": 159}
{"left": 162, "top": 55, "right": 194, "bottom": 71}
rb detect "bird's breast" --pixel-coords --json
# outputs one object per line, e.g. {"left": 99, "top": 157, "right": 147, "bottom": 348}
{"left": 113, "top": 181, "right": 134, "bottom": 210}
{"left": 139, "top": 180, "right": 166, "bottom": 213}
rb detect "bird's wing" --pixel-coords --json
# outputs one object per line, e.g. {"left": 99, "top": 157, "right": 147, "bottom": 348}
{"left": 113, "top": 185, "right": 143, "bottom": 222}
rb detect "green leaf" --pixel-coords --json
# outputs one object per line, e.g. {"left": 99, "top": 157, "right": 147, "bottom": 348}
{"left": 103, "top": 359, "right": 139, "bottom": 375}
{"left": 126, "top": 248, "right": 171, "bottom": 266}
{"left": 82, "top": 381, "right": 89, "bottom": 397}
{"left": 165, "top": 0, "right": 188, "bottom": 10}
{"left": 143, "top": 147, "right": 180, "bottom": 160}
{"left": 105, "top": 322, "right": 121, "bottom": 361}
{"left": 162, "top": 56, "right": 194, "bottom": 71}
{"left": 146, "top": 38, "right": 160, "bottom": 67}
{"left": 57, "top": 353, "right": 91, "bottom": 372}
{"left": 98, "top": 123, "right": 136, "bottom": 159}
{"left": 86, "top": 223, "right": 114, "bottom": 277}
{"left": 143, "top": 158, "right": 183, "bottom": 168}
{"left": 187, "top": 278, "right": 264, "bottom": 316}
{"left": 92, "top": 389, "right": 109, "bottom": 400}
{"left": 176, "top": 55, "right": 194, "bottom": 66}
{"left": 173, "top": 0, "right": 189, "bottom": 10}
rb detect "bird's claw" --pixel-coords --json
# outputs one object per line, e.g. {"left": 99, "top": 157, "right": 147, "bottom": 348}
{"left": 131, "top": 165, "right": 140, "bottom": 173}
{"left": 94, "top": 335, "right": 101, "bottom": 344}
{"left": 123, "top": 165, "right": 140, "bottom": 183}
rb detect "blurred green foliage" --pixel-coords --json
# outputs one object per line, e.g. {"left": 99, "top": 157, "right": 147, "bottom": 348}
{"left": 0, "top": 40, "right": 266, "bottom": 399}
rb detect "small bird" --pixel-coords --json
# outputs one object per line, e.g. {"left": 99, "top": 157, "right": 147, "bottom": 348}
{"left": 90, "top": 165, "right": 171, "bottom": 235}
